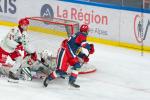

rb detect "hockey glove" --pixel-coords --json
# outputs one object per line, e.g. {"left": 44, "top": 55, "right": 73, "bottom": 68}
{"left": 82, "top": 55, "right": 89, "bottom": 63}
{"left": 15, "top": 44, "right": 24, "bottom": 51}
{"left": 89, "top": 44, "right": 95, "bottom": 54}
{"left": 31, "top": 52, "right": 37, "bottom": 61}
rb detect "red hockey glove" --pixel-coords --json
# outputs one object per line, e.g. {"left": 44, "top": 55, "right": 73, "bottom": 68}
{"left": 31, "top": 52, "right": 37, "bottom": 61}
{"left": 83, "top": 56, "right": 89, "bottom": 63}
{"left": 27, "top": 52, "right": 37, "bottom": 65}
{"left": 15, "top": 44, "right": 24, "bottom": 51}
{"left": 61, "top": 39, "right": 68, "bottom": 47}
{"left": 89, "top": 44, "right": 95, "bottom": 54}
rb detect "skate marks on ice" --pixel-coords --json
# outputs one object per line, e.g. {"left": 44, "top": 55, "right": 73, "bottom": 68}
{"left": 0, "top": 76, "right": 44, "bottom": 89}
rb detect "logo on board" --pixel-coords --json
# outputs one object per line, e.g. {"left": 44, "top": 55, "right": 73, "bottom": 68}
{"left": 134, "top": 14, "right": 150, "bottom": 43}
{"left": 40, "top": 4, "right": 54, "bottom": 19}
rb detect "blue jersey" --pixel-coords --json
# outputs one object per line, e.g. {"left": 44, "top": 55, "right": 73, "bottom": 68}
{"left": 67, "top": 32, "right": 89, "bottom": 55}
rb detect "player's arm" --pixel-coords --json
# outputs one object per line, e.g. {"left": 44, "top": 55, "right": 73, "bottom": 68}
{"left": 75, "top": 36, "right": 94, "bottom": 64}
{"left": 75, "top": 34, "right": 89, "bottom": 49}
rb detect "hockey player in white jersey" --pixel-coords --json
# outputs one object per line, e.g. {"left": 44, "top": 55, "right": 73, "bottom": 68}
{"left": 0, "top": 18, "right": 34, "bottom": 80}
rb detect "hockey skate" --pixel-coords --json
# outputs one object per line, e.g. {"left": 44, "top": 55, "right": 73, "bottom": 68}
{"left": 8, "top": 71, "right": 19, "bottom": 80}
{"left": 69, "top": 80, "right": 80, "bottom": 88}
{"left": 8, "top": 71, "right": 19, "bottom": 83}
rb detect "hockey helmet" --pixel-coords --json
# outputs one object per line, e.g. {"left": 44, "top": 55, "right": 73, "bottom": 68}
{"left": 80, "top": 24, "right": 89, "bottom": 33}
{"left": 41, "top": 49, "right": 52, "bottom": 60}
{"left": 19, "top": 18, "right": 29, "bottom": 26}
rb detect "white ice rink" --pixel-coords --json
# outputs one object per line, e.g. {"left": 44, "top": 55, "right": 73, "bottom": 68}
{"left": 0, "top": 26, "right": 150, "bottom": 100}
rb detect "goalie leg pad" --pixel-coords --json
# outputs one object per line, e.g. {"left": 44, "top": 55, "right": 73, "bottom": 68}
{"left": 21, "top": 67, "right": 32, "bottom": 80}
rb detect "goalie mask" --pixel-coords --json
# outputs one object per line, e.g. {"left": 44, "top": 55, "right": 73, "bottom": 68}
{"left": 41, "top": 49, "right": 52, "bottom": 60}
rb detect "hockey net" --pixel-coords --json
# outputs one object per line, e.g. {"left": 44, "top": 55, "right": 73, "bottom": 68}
{"left": 26, "top": 17, "right": 96, "bottom": 74}
{"left": 27, "top": 17, "right": 79, "bottom": 37}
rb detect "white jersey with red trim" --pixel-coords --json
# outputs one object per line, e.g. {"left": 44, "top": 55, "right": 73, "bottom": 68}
{"left": 0, "top": 27, "right": 29, "bottom": 53}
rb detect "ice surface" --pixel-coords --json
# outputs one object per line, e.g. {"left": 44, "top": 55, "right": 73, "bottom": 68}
{"left": 0, "top": 26, "right": 150, "bottom": 100}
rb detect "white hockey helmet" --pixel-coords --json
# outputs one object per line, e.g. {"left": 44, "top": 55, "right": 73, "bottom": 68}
{"left": 41, "top": 49, "right": 52, "bottom": 60}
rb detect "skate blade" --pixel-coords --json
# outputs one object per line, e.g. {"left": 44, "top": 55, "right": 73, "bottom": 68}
{"left": 68, "top": 84, "right": 80, "bottom": 90}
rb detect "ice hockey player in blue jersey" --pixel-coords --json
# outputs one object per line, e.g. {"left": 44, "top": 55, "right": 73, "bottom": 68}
{"left": 43, "top": 24, "right": 95, "bottom": 88}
